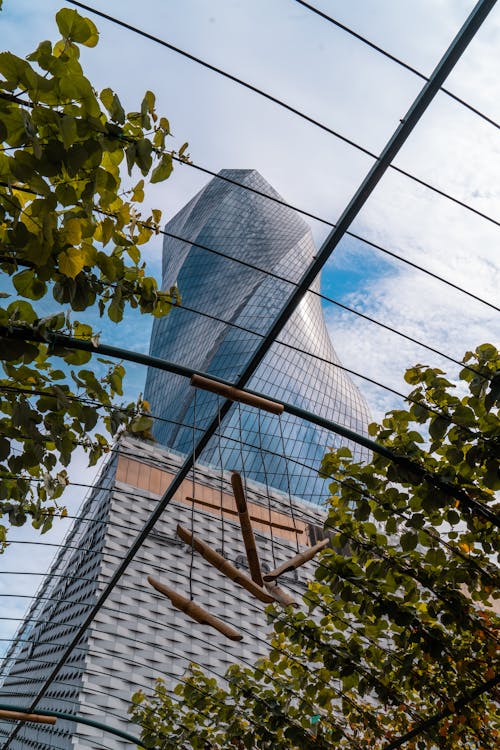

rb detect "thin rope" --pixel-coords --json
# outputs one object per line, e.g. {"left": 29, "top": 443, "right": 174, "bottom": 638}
{"left": 189, "top": 389, "right": 197, "bottom": 601}
{"left": 258, "top": 408, "right": 277, "bottom": 569}
{"left": 277, "top": 414, "right": 300, "bottom": 553}
{"left": 216, "top": 398, "right": 226, "bottom": 558}
{"left": 236, "top": 402, "right": 248, "bottom": 496}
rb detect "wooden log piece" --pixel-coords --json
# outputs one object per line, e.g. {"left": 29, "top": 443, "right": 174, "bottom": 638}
{"left": 176, "top": 524, "right": 274, "bottom": 604}
{"left": 0, "top": 710, "right": 56, "bottom": 725}
{"left": 263, "top": 538, "right": 330, "bottom": 582}
{"left": 190, "top": 374, "right": 284, "bottom": 415}
{"left": 147, "top": 576, "right": 243, "bottom": 641}
{"left": 264, "top": 581, "right": 297, "bottom": 608}
{"left": 230, "top": 472, "right": 264, "bottom": 586}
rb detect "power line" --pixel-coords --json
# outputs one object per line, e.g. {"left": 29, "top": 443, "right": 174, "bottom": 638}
{"left": 2, "top": 178, "right": 495, "bottom": 380}
{"left": 171, "top": 158, "right": 500, "bottom": 314}
{"left": 5, "top": 517, "right": 496, "bottom": 649}
{"left": 2, "top": 107, "right": 498, "bottom": 315}
{"left": 4, "top": 413, "right": 498, "bottom": 587}
{"left": 167, "top": 257, "right": 487, "bottom": 378}
{"left": 0, "top": 597, "right": 359, "bottom": 747}
{"left": 1, "top": 564, "right": 472, "bottom": 747}
{"left": 1, "top": 452, "right": 496, "bottom": 748}
{"left": 3, "top": 6, "right": 496, "bottom": 745}
{"left": 4, "top": 176, "right": 499, "bottom": 356}
{"left": 2, "top": 326, "right": 498, "bottom": 528}
{"left": 65, "top": 1, "right": 500, "bottom": 230}
{"left": 292, "top": 0, "right": 499, "bottom": 131}
{"left": 383, "top": 675, "right": 500, "bottom": 750}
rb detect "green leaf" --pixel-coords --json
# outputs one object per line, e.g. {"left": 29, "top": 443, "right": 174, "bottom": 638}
{"left": 73, "top": 321, "right": 93, "bottom": 339}
{"left": 0, "top": 51, "right": 33, "bottom": 87}
{"left": 130, "top": 414, "right": 153, "bottom": 433}
{"left": 56, "top": 8, "right": 99, "bottom": 47}
{"left": 135, "top": 139, "right": 153, "bottom": 174}
{"left": 108, "top": 289, "right": 124, "bottom": 323}
{"left": 151, "top": 153, "right": 173, "bottom": 184}
{"left": 400, "top": 531, "right": 418, "bottom": 552}
{"left": 61, "top": 347, "right": 91, "bottom": 365}
{"left": 12, "top": 269, "right": 46, "bottom": 300}
{"left": 100, "top": 87, "right": 125, "bottom": 124}
{"left": 6, "top": 300, "right": 37, "bottom": 324}
{"left": 485, "top": 372, "right": 500, "bottom": 412}
{"left": 58, "top": 248, "right": 86, "bottom": 279}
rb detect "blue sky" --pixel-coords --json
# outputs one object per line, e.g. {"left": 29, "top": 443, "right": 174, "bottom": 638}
{"left": 1, "top": 0, "right": 499, "bottom": 654}
{"left": 2, "top": 0, "right": 497, "bottom": 411}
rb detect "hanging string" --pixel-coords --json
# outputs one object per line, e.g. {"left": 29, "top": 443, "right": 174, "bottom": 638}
{"left": 277, "top": 414, "right": 300, "bottom": 553}
{"left": 258, "top": 409, "right": 277, "bottom": 569}
{"left": 216, "top": 397, "right": 226, "bottom": 558}
{"left": 236, "top": 402, "right": 248, "bottom": 499}
{"left": 189, "top": 389, "right": 197, "bottom": 601}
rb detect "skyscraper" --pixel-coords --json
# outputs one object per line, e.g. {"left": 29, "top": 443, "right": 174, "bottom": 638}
{"left": 145, "top": 169, "right": 370, "bottom": 504}
{"left": 0, "top": 170, "right": 370, "bottom": 749}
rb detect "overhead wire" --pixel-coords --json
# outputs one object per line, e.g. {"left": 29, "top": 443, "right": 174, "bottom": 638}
{"left": 1, "top": 189, "right": 494, "bottom": 381}
{"left": 2, "top": 110, "right": 499, "bottom": 315}
{"left": 3, "top": 454, "right": 498, "bottom": 589}
{"left": 4, "top": 412, "right": 498, "bottom": 587}
{"left": 5, "top": 515, "right": 496, "bottom": 657}
{"left": 2, "top": 329, "right": 499, "bottom": 527}
{"left": 167, "top": 293, "right": 483, "bottom": 380}
{"left": 65, "top": 0, "right": 500, "bottom": 230}
{"left": 0, "top": 645, "right": 234, "bottom": 749}
{"left": 2, "top": 4, "right": 497, "bottom": 744}
{"left": 0, "top": 573, "right": 433, "bottom": 745}
{"left": 3, "top": 425, "right": 498, "bottom": 631}
{"left": 0, "top": 228, "right": 495, "bottom": 431}
{"left": 3, "top": 557, "right": 492, "bottom": 695}
{"left": 0, "top": 590, "right": 365, "bottom": 746}
{"left": 383, "top": 675, "right": 500, "bottom": 750}
{"left": 292, "top": 0, "right": 499, "bottom": 131}
{"left": 166, "top": 161, "right": 500, "bottom": 315}
{"left": 1, "top": 464, "right": 496, "bottom": 748}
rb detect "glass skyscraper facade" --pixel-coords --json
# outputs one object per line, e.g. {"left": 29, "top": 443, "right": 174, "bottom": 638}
{"left": 0, "top": 171, "right": 371, "bottom": 749}
{"left": 145, "top": 169, "right": 370, "bottom": 504}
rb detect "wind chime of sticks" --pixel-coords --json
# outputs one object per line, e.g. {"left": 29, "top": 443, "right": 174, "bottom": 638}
{"left": 147, "top": 374, "right": 328, "bottom": 640}
{"left": 0, "top": 710, "right": 56, "bottom": 726}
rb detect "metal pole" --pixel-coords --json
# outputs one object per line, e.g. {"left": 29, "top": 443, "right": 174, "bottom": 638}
{"left": 3, "top": 2, "right": 496, "bottom": 745}
{"left": 1, "top": 325, "right": 498, "bottom": 525}
{"left": 0, "top": 703, "right": 144, "bottom": 747}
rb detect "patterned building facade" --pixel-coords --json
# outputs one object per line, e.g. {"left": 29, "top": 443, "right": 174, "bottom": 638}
{"left": 0, "top": 438, "right": 326, "bottom": 749}
{"left": 0, "top": 171, "right": 370, "bottom": 749}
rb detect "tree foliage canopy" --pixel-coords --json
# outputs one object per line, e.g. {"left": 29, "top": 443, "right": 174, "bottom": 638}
{"left": 0, "top": 6, "right": 185, "bottom": 547}
{"left": 130, "top": 345, "right": 499, "bottom": 749}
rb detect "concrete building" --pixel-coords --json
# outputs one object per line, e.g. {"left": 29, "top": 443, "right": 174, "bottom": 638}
{"left": 0, "top": 170, "right": 369, "bottom": 748}
{"left": 0, "top": 437, "right": 327, "bottom": 749}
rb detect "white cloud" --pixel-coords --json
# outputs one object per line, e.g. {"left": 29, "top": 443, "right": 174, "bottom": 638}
{"left": 326, "top": 259, "right": 500, "bottom": 422}
{"left": 1, "top": 0, "right": 499, "bottom": 662}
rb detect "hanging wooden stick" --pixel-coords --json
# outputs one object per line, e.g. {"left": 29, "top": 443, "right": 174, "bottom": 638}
{"left": 176, "top": 524, "right": 274, "bottom": 604}
{"left": 191, "top": 374, "right": 284, "bottom": 415}
{"left": 263, "top": 538, "right": 330, "bottom": 582}
{"left": 264, "top": 581, "right": 297, "bottom": 608}
{"left": 147, "top": 576, "right": 242, "bottom": 641}
{"left": 0, "top": 710, "right": 56, "bottom": 726}
{"left": 230, "top": 471, "right": 264, "bottom": 586}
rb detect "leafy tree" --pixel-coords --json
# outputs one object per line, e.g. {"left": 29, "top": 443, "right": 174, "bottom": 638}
{"left": 130, "top": 344, "right": 499, "bottom": 749}
{"left": 0, "top": 6, "right": 186, "bottom": 547}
